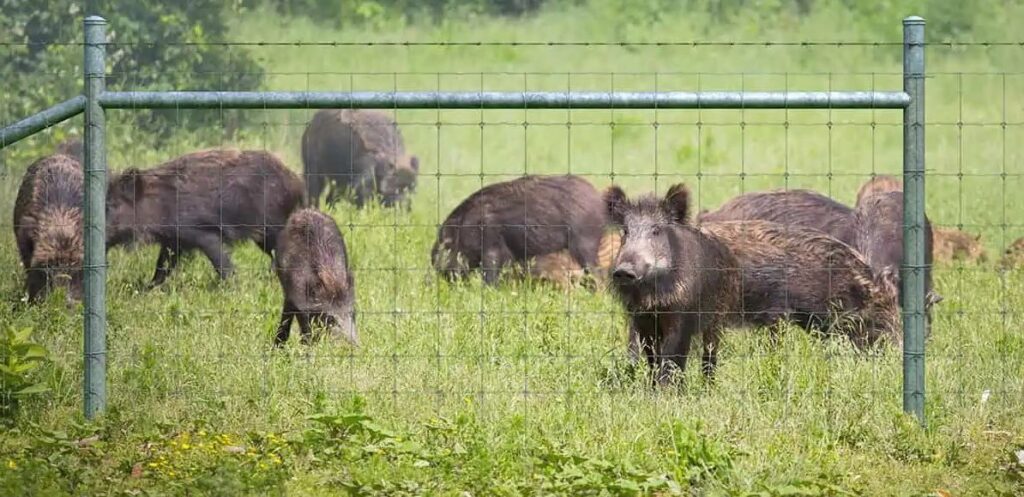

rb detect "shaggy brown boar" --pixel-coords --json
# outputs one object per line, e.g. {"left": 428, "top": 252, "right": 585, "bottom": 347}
{"left": 526, "top": 231, "right": 621, "bottom": 289}
{"left": 855, "top": 174, "right": 903, "bottom": 205}
{"left": 697, "top": 189, "right": 857, "bottom": 247}
{"left": 933, "top": 227, "right": 986, "bottom": 264}
{"left": 273, "top": 208, "right": 358, "bottom": 346}
{"left": 852, "top": 189, "right": 941, "bottom": 312}
{"left": 106, "top": 149, "right": 305, "bottom": 286}
{"left": 301, "top": 109, "right": 419, "bottom": 209}
{"left": 13, "top": 153, "right": 84, "bottom": 303}
{"left": 431, "top": 175, "right": 607, "bottom": 285}
{"left": 605, "top": 184, "right": 740, "bottom": 384}
{"left": 701, "top": 220, "right": 901, "bottom": 348}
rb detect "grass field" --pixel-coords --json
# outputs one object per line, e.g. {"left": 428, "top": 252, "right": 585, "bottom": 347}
{"left": 2, "top": 3, "right": 1024, "bottom": 495}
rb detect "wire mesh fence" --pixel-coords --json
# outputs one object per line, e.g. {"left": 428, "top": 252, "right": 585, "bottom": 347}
{"left": 2, "top": 12, "right": 1024, "bottom": 494}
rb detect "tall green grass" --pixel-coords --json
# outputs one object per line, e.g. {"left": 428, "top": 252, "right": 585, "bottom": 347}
{"left": 1, "top": 3, "right": 1023, "bottom": 495}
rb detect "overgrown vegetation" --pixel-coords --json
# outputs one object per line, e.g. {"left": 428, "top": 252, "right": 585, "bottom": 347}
{"left": 2, "top": 0, "right": 1024, "bottom": 495}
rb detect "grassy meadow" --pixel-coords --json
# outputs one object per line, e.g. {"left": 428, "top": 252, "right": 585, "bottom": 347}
{"left": 1, "top": 2, "right": 1024, "bottom": 495}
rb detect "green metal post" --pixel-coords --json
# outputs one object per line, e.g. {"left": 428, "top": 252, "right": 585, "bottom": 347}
{"left": 83, "top": 16, "right": 108, "bottom": 420}
{"left": 902, "top": 16, "right": 926, "bottom": 424}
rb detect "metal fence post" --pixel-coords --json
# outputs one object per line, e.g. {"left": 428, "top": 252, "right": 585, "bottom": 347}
{"left": 83, "top": 15, "right": 108, "bottom": 420}
{"left": 902, "top": 15, "right": 926, "bottom": 424}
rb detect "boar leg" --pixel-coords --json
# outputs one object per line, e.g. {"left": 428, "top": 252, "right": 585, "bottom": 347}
{"left": 25, "top": 268, "right": 47, "bottom": 302}
{"left": 149, "top": 244, "right": 182, "bottom": 287}
{"left": 306, "top": 172, "right": 325, "bottom": 208}
{"left": 274, "top": 301, "right": 297, "bottom": 346}
{"left": 568, "top": 232, "right": 601, "bottom": 274}
{"left": 194, "top": 232, "right": 235, "bottom": 280}
{"left": 15, "top": 232, "right": 33, "bottom": 269}
{"left": 656, "top": 313, "right": 694, "bottom": 386}
{"left": 297, "top": 313, "right": 314, "bottom": 345}
{"left": 699, "top": 318, "right": 722, "bottom": 381}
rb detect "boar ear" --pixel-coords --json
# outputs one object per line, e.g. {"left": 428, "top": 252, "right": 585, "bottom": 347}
{"left": 926, "top": 290, "right": 944, "bottom": 308}
{"left": 603, "top": 185, "right": 627, "bottom": 225}
{"left": 409, "top": 155, "right": 419, "bottom": 172}
{"left": 974, "top": 232, "right": 982, "bottom": 242}
{"left": 663, "top": 183, "right": 691, "bottom": 224}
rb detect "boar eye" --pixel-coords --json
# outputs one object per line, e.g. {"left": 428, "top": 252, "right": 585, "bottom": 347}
{"left": 651, "top": 226, "right": 662, "bottom": 236}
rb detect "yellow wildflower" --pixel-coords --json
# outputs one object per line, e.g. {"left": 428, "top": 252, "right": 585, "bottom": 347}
{"left": 6, "top": 460, "right": 16, "bottom": 470}
{"left": 198, "top": 430, "right": 207, "bottom": 437}
{"left": 181, "top": 443, "right": 191, "bottom": 450}
{"left": 148, "top": 462, "right": 159, "bottom": 468}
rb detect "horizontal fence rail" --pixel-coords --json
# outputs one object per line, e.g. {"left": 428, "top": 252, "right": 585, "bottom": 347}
{"left": 0, "top": 96, "right": 86, "bottom": 149}
{"left": 97, "top": 90, "right": 911, "bottom": 110}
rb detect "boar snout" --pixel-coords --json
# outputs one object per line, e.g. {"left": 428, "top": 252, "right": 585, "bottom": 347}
{"left": 329, "top": 313, "right": 359, "bottom": 347}
{"left": 612, "top": 260, "right": 646, "bottom": 283}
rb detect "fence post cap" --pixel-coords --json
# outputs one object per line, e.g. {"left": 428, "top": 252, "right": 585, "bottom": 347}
{"left": 903, "top": 15, "right": 925, "bottom": 25}
{"left": 84, "top": 15, "right": 107, "bottom": 25}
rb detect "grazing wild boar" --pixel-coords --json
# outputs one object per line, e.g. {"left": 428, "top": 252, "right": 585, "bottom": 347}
{"left": 14, "top": 153, "right": 84, "bottom": 303}
{"left": 933, "top": 227, "right": 986, "bottom": 264}
{"left": 855, "top": 174, "right": 903, "bottom": 205}
{"left": 852, "top": 176, "right": 941, "bottom": 336}
{"left": 701, "top": 220, "right": 901, "bottom": 348}
{"left": 431, "top": 175, "right": 607, "bottom": 285}
{"left": 1000, "top": 237, "right": 1024, "bottom": 270}
{"left": 605, "top": 184, "right": 740, "bottom": 384}
{"left": 55, "top": 137, "right": 84, "bottom": 164}
{"left": 106, "top": 149, "right": 305, "bottom": 286}
{"left": 853, "top": 189, "right": 941, "bottom": 311}
{"left": 274, "top": 208, "right": 358, "bottom": 346}
{"left": 301, "top": 109, "right": 419, "bottom": 209}
{"left": 697, "top": 189, "right": 857, "bottom": 247}
{"left": 526, "top": 231, "right": 622, "bottom": 289}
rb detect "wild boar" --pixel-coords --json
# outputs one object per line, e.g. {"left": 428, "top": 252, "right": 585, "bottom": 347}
{"left": 301, "top": 109, "right": 419, "bottom": 209}
{"left": 431, "top": 175, "right": 607, "bottom": 285}
{"left": 106, "top": 149, "right": 305, "bottom": 286}
{"left": 852, "top": 189, "right": 941, "bottom": 314}
{"left": 605, "top": 184, "right": 740, "bottom": 384}
{"left": 526, "top": 231, "right": 621, "bottom": 290}
{"left": 933, "top": 227, "right": 986, "bottom": 264}
{"left": 273, "top": 208, "right": 358, "bottom": 346}
{"left": 1000, "top": 237, "right": 1024, "bottom": 270}
{"left": 13, "top": 153, "right": 84, "bottom": 303}
{"left": 701, "top": 220, "right": 901, "bottom": 348}
{"left": 697, "top": 189, "right": 857, "bottom": 247}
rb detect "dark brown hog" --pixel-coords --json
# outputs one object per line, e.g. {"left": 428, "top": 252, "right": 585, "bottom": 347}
{"left": 933, "top": 227, "right": 986, "bottom": 264}
{"left": 301, "top": 109, "right": 419, "bottom": 209}
{"left": 701, "top": 220, "right": 901, "bottom": 348}
{"left": 274, "top": 208, "right": 357, "bottom": 346}
{"left": 697, "top": 189, "right": 857, "bottom": 247}
{"left": 106, "top": 149, "right": 305, "bottom": 286}
{"left": 431, "top": 175, "right": 607, "bottom": 285}
{"left": 13, "top": 153, "right": 84, "bottom": 303}
{"left": 605, "top": 184, "right": 740, "bottom": 385}
{"left": 853, "top": 189, "right": 941, "bottom": 313}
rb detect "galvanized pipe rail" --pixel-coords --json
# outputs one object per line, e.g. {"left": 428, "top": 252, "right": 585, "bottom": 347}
{"left": 0, "top": 15, "right": 929, "bottom": 425}
{"left": 98, "top": 90, "right": 911, "bottom": 110}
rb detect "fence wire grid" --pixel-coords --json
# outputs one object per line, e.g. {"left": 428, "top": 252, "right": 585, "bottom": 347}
{"left": 2, "top": 16, "right": 1023, "bottom": 493}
